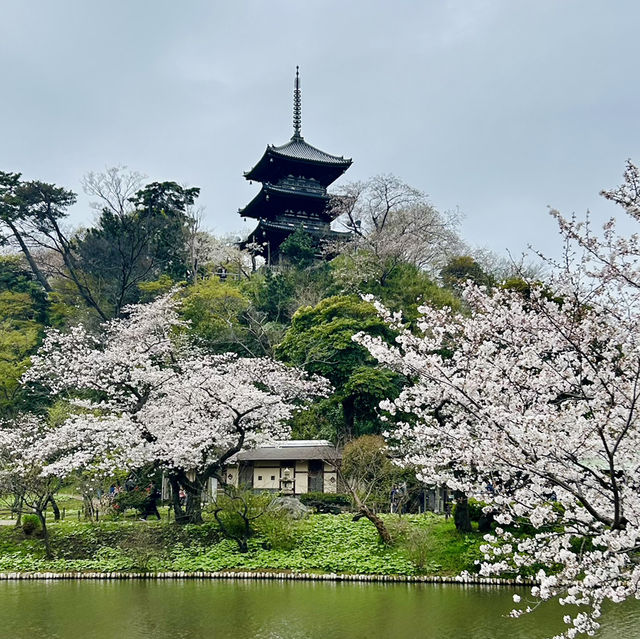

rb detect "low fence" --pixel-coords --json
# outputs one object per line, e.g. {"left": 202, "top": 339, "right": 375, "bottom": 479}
{"left": 0, "top": 571, "right": 537, "bottom": 586}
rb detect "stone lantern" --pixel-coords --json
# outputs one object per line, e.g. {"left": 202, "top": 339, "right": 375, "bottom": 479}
{"left": 281, "top": 467, "right": 294, "bottom": 495}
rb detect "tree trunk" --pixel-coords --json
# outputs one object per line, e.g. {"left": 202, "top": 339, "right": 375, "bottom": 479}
{"left": 36, "top": 509, "right": 53, "bottom": 559}
{"left": 47, "top": 216, "right": 109, "bottom": 321}
{"left": 169, "top": 473, "right": 203, "bottom": 524}
{"left": 350, "top": 491, "right": 392, "bottom": 544}
{"left": 212, "top": 494, "right": 252, "bottom": 553}
{"left": 185, "top": 486, "right": 203, "bottom": 524}
{"left": 168, "top": 475, "right": 187, "bottom": 523}
{"left": 359, "top": 505, "right": 392, "bottom": 544}
{"left": 47, "top": 494, "right": 60, "bottom": 521}
{"left": 478, "top": 510, "right": 494, "bottom": 533}
{"left": 237, "top": 538, "right": 249, "bottom": 553}
{"left": 6, "top": 220, "right": 52, "bottom": 292}
{"left": 83, "top": 494, "right": 95, "bottom": 520}
{"left": 12, "top": 493, "right": 24, "bottom": 527}
{"left": 341, "top": 396, "right": 355, "bottom": 440}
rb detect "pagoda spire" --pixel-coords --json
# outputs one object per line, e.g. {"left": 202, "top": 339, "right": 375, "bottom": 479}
{"left": 293, "top": 65, "right": 302, "bottom": 139}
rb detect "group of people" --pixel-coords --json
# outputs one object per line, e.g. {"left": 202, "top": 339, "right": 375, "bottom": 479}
{"left": 108, "top": 484, "right": 123, "bottom": 499}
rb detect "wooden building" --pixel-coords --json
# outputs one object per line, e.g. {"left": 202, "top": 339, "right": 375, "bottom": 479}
{"left": 224, "top": 440, "right": 341, "bottom": 495}
{"left": 239, "top": 67, "right": 352, "bottom": 264}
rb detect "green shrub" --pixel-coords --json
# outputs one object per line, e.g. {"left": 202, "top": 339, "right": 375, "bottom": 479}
{"left": 451, "top": 498, "right": 485, "bottom": 523}
{"left": 467, "top": 498, "right": 488, "bottom": 522}
{"left": 280, "top": 228, "right": 315, "bottom": 267}
{"left": 212, "top": 489, "right": 274, "bottom": 552}
{"left": 117, "top": 525, "right": 165, "bottom": 571}
{"left": 22, "top": 514, "right": 41, "bottom": 536}
{"left": 112, "top": 489, "right": 148, "bottom": 515}
{"left": 385, "top": 516, "right": 412, "bottom": 542}
{"left": 255, "top": 509, "right": 300, "bottom": 551}
{"left": 386, "top": 517, "right": 440, "bottom": 572}
{"left": 299, "top": 493, "right": 351, "bottom": 514}
{"left": 0, "top": 512, "right": 490, "bottom": 577}
{"left": 400, "top": 526, "right": 437, "bottom": 571}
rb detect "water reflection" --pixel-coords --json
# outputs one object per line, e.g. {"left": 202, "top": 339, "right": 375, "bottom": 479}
{"left": 0, "top": 580, "right": 637, "bottom": 639}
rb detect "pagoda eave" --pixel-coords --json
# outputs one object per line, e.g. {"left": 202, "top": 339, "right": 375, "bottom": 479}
{"left": 239, "top": 187, "right": 332, "bottom": 221}
{"left": 245, "top": 145, "right": 352, "bottom": 186}
{"left": 241, "top": 219, "right": 351, "bottom": 250}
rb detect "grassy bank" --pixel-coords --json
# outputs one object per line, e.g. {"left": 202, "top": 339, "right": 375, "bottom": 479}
{"left": 0, "top": 513, "right": 484, "bottom": 576}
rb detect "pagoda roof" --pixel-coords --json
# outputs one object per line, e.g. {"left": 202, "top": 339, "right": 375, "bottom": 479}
{"left": 242, "top": 218, "right": 351, "bottom": 248}
{"left": 245, "top": 135, "right": 352, "bottom": 184}
{"left": 239, "top": 183, "right": 331, "bottom": 221}
{"left": 258, "top": 217, "right": 332, "bottom": 235}
{"left": 271, "top": 136, "right": 351, "bottom": 165}
{"left": 244, "top": 68, "right": 351, "bottom": 185}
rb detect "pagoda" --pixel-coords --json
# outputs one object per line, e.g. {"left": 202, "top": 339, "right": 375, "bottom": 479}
{"left": 239, "top": 67, "right": 352, "bottom": 264}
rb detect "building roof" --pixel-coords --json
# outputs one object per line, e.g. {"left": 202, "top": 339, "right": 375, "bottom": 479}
{"left": 244, "top": 139, "right": 351, "bottom": 185}
{"left": 238, "top": 183, "right": 332, "bottom": 221}
{"left": 255, "top": 218, "right": 329, "bottom": 234}
{"left": 270, "top": 136, "right": 351, "bottom": 165}
{"left": 236, "top": 441, "right": 341, "bottom": 462}
{"left": 244, "top": 69, "right": 351, "bottom": 182}
{"left": 240, "top": 218, "right": 350, "bottom": 254}
{"left": 242, "top": 217, "right": 350, "bottom": 243}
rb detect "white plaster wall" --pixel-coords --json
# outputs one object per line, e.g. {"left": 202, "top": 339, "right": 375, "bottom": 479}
{"left": 253, "top": 466, "right": 280, "bottom": 490}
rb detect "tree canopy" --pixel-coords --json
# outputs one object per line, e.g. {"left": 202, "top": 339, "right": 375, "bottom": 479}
{"left": 276, "top": 295, "right": 403, "bottom": 439}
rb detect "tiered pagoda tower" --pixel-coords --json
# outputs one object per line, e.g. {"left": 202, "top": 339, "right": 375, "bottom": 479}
{"left": 239, "top": 68, "right": 352, "bottom": 264}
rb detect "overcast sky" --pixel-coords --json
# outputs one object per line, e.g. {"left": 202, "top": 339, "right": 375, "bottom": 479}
{"left": 1, "top": 1, "right": 638, "bottom": 261}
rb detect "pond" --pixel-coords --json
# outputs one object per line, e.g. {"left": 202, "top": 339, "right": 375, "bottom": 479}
{"left": 0, "top": 580, "right": 638, "bottom": 638}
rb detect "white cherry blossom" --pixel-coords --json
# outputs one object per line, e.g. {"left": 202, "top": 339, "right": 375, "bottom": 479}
{"left": 24, "top": 293, "right": 329, "bottom": 521}
{"left": 357, "top": 164, "right": 640, "bottom": 637}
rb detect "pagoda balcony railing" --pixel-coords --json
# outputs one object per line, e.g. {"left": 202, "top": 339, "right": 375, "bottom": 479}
{"left": 271, "top": 176, "right": 326, "bottom": 195}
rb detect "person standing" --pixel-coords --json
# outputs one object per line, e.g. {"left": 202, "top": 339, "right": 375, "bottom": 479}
{"left": 140, "top": 482, "right": 161, "bottom": 520}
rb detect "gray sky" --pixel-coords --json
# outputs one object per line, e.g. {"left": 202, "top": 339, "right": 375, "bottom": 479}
{"left": 1, "top": 1, "right": 638, "bottom": 261}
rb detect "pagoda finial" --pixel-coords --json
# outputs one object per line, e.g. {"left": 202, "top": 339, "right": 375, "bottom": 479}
{"left": 293, "top": 65, "right": 302, "bottom": 139}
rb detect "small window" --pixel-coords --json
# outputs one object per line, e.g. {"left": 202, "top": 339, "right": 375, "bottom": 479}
{"left": 257, "top": 475, "right": 262, "bottom": 481}
{"left": 271, "top": 476, "right": 276, "bottom": 481}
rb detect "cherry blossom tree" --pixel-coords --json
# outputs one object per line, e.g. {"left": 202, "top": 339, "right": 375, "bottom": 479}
{"left": 24, "top": 293, "right": 329, "bottom": 523}
{"left": 357, "top": 163, "right": 640, "bottom": 638}
{"left": 0, "top": 415, "right": 63, "bottom": 558}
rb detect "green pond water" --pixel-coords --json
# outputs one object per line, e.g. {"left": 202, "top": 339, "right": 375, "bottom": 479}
{"left": 0, "top": 580, "right": 638, "bottom": 639}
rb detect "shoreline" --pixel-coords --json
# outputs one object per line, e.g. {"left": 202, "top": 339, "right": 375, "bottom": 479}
{"left": 0, "top": 570, "right": 537, "bottom": 585}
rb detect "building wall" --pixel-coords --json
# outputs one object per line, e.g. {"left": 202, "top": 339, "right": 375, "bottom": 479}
{"left": 253, "top": 461, "right": 280, "bottom": 491}
{"left": 161, "top": 475, "right": 218, "bottom": 501}
{"left": 425, "top": 486, "right": 450, "bottom": 513}
{"left": 225, "top": 467, "right": 238, "bottom": 488}
{"left": 294, "top": 460, "right": 308, "bottom": 494}
{"left": 223, "top": 458, "right": 339, "bottom": 495}
{"left": 323, "top": 462, "right": 338, "bottom": 494}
